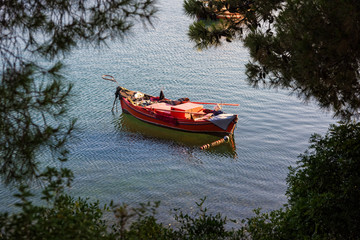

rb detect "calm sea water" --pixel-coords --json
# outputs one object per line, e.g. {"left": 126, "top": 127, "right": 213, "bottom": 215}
{"left": 1, "top": 0, "right": 335, "bottom": 224}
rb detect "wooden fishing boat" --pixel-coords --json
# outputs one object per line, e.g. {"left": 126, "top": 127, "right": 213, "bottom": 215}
{"left": 215, "top": 10, "right": 243, "bottom": 20}
{"left": 104, "top": 76, "right": 238, "bottom": 136}
{"left": 198, "top": 1, "right": 245, "bottom": 20}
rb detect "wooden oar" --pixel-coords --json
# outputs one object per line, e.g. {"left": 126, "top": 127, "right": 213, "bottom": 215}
{"left": 102, "top": 75, "right": 119, "bottom": 86}
{"left": 190, "top": 101, "right": 239, "bottom": 106}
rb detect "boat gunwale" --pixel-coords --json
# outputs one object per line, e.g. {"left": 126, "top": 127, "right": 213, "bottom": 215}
{"left": 122, "top": 98, "right": 219, "bottom": 125}
{"left": 120, "top": 97, "right": 238, "bottom": 135}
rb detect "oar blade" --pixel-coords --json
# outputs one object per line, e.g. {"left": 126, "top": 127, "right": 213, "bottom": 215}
{"left": 102, "top": 75, "right": 116, "bottom": 82}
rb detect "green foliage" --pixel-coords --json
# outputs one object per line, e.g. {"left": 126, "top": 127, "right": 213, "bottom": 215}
{"left": 0, "top": 0, "right": 157, "bottom": 184}
{"left": 0, "top": 166, "right": 109, "bottom": 240}
{"left": 244, "top": 0, "right": 360, "bottom": 120}
{"left": 184, "top": 0, "right": 360, "bottom": 120}
{"left": 184, "top": 0, "right": 255, "bottom": 20}
{"left": 171, "top": 197, "right": 239, "bottom": 239}
{"left": 286, "top": 122, "right": 360, "bottom": 239}
{"left": 0, "top": 62, "right": 76, "bottom": 184}
{"left": 184, "top": 0, "right": 216, "bottom": 20}
{"left": 1, "top": 192, "right": 241, "bottom": 239}
{"left": 188, "top": 20, "right": 234, "bottom": 49}
{"left": 184, "top": 0, "right": 253, "bottom": 49}
{"left": 109, "top": 197, "right": 241, "bottom": 239}
{"left": 3, "top": 122, "right": 360, "bottom": 240}
{"left": 0, "top": 190, "right": 109, "bottom": 240}
{"left": 238, "top": 208, "right": 291, "bottom": 240}
{"left": 110, "top": 201, "right": 172, "bottom": 239}
{"left": 236, "top": 122, "right": 360, "bottom": 240}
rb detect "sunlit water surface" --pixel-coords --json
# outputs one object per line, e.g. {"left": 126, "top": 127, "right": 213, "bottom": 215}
{"left": 0, "top": 0, "right": 335, "bottom": 225}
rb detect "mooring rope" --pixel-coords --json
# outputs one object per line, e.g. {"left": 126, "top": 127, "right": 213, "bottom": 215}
{"left": 112, "top": 86, "right": 122, "bottom": 112}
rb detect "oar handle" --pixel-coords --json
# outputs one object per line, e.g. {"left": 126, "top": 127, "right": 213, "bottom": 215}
{"left": 191, "top": 101, "right": 239, "bottom": 106}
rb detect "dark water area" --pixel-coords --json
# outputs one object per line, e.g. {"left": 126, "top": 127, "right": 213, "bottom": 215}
{"left": 0, "top": 0, "right": 335, "bottom": 225}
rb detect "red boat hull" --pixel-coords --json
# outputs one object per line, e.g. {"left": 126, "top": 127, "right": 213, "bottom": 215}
{"left": 120, "top": 98, "right": 238, "bottom": 136}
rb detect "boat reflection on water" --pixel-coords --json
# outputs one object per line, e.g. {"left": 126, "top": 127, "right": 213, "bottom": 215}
{"left": 114, "top": 113, "right": 237, "bottom": 157}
